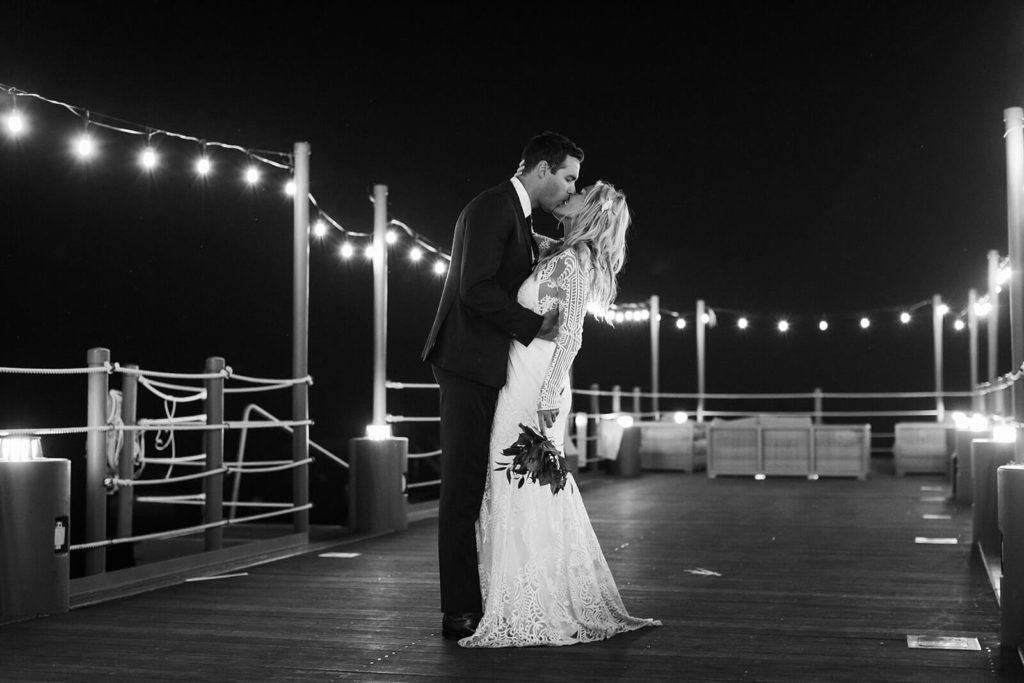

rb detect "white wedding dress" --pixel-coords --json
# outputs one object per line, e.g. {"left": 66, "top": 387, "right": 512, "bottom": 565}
{"left": 459, "top": 247, "right": 660, "bottom": 648}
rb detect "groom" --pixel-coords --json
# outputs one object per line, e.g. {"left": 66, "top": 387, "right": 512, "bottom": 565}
{"left": 422, "top": 131, "right": 584, "bottom": 640}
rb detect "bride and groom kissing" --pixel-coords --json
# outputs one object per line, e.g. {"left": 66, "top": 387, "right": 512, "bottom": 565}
{"left": 422, "top": 131, "right": 660, "bottom": 647}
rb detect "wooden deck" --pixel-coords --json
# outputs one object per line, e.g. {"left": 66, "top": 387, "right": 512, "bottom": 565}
{"left": 2, "top": 458, "right": 1022, "bottom": 681}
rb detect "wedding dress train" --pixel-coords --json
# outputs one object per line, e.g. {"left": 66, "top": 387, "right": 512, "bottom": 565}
{"left": 459, "top": 248, "right": 660, "bottom": 648}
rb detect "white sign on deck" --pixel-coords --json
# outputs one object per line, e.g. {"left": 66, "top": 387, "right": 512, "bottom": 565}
{"left": 319, "top": 552, "right": 362, "bottom": 558}
{"left": 914, "top": 537, "right": 958, "bottom": 544}
{"left": 906, "top": 635, "right": 981, "bottom": 651}
{"left": 922, "top": 514, "right": 952, "bottom": 520}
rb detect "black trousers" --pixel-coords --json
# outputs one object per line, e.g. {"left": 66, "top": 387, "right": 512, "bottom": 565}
{"left": 432, "top": 364, "right": 499, "bottom": 614}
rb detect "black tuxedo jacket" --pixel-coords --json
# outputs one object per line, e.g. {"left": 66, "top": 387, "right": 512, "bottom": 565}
{"left": 422, "top": 180, "right": 544, "bottom": 388}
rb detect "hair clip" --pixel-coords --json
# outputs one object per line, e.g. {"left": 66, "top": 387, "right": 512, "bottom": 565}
{"left": 600, "top": 198, "right": 614, "bottom": 212}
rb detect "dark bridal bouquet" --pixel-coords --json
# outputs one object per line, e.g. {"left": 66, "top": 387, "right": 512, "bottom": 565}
{"left": 496, "top": 423, "right": 571, "bottom": 495}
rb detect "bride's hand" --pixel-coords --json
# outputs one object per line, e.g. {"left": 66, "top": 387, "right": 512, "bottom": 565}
{"left": 537, "top": 409, "right": 559, "bottom": 430}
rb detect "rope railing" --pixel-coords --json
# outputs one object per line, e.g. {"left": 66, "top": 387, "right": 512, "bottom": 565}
{"left": 68, "top": 503, "right": 314, "bottom": 551}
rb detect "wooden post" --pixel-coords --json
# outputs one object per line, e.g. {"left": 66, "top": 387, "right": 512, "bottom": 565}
{"left": 84, "top": 347, "right": 109, "bottom": 576}
{"left": 632, "top": 385, "right": 642, "bottom": 420}
{"left": 697, "top": 299, "right": 706, "bottom": 422}
{"left": 969, "top": 288, "right": 982, "bottom": 413}
{"left": 588, "top": 383, "right": 600, "bottom": 468}
{"left": 813, "top": 387, "right": 823, "bottom": 425}
{"left": 204, "top": 356, "right": 225, "bottom": 551}
{"left": 933, "top": 294, "right": 945, "bottom": 422}
{"left": 649, "top": 294, "right": 660, "bottom": 418}
{"left": 115, "top": 365, "right": 138, "bottom": 540}
{"left": 988, "top": 250, "right": 1003, "bottom": 415}
{"left": 292, "top": 141, "right": 311, "bottom": 533}
{"left": 372, "top": 183, "right": 389, "bottom": 431}
{"left": 1005, "top": 107, "right": 1024, "bottom": 461}
{"left": 612, "top": 385, "right": 622, "bottom": 414}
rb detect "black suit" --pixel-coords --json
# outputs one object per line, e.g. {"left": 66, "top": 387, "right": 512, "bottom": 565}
{"left": 422, "top": 180, "right": 543, "bottom": 614}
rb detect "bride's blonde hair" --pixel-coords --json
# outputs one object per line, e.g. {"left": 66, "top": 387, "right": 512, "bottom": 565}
{"left": 539, "top": 181, "right": 630, "bottom": 317}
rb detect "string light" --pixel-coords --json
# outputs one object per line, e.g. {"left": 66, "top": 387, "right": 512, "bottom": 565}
{"left": 954, "top": 319, "right": 966, "bottom": 331}
{"left": 364, "top": 245, "right": 376, "bottom": 260}
{"left": 3, "top": 81, "right": 1008, "bottom": 343}
{"left": 4, "top": 108, "right": 25, "bottom": 136}
{"left": 936, "top": 303, "right": 949, "bottom": 316}
{"left": 244, "top": 164, "right": 260, "bottom": 185}
{"left": 859, "top": 317, "right": 870, "bottom": 329}
{"left": 195, "top": 152, "right": 212, "bottom": 176}
{"left": 139, "top": 134, "right": 158, "bottom": 171}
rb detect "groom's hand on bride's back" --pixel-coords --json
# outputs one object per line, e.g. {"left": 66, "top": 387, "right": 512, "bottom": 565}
{"left": 536, "top": 308, "right": 560, "bottom": 341}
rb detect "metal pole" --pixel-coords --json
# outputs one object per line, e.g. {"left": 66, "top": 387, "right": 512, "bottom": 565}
{"left": 372, "top": 183, "right": 389, "bottom": 430}
{"left": 988, "top": 249, "right": 1004, "bottom": 415}
{"left": 649, "top": 295, "right": 660, "bottom": 418}
{"left": 813, "top": 387, "right": 823, "bottom": 425}
{"left": 84, "top": 347, "right": 109, "bottom": 576}
{"left": 933, "top": 294, "right": 944, "bottom": 422}
{"left": 969, "top": 288, "right": 981, "bottom": 413}
{"left": 632, "top": 386, "right": 642, "bottom": 420}
{"left": 115, "top": 365, "right": 138, "bottom": 540}
{"left": 204, "top": 356, "right": 225, "bottom": 551}
{"left": 1004, "top": 107, "right": 1024, "bottom": 460}
{"left": 697, "top": 299, "right": 706, "bottom": 422}
{"left": 292, "top": 141, "right": 311, "bottom": 533}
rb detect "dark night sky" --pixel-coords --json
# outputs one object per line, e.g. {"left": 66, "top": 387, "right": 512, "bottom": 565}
{"left": 3, "top": 1, "right": 1024, "bottom": 465}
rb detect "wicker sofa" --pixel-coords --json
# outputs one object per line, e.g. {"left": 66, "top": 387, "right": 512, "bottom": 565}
{"left": 637, "top": 418, "right": 708, "bottom": 472}
{"left": 707, "top": 415, "right": 870, "bottom": 479}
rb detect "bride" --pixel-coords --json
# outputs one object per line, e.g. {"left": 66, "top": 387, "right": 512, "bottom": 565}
{"left": 460, "top": 181, "right": 661, "bottom": 648}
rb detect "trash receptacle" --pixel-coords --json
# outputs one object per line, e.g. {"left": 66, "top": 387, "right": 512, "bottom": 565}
{"left": 0, "top": 455, "right": 71, "bottom": 620}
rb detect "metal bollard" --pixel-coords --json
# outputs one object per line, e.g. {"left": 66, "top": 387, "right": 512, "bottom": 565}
{"left": 998, "top": 464, "right": 1024, "bottom": 649}
{"left": 0, "top": 451, "right": 71, "bottom": 621}
{"left": 348, "top": 437, "right": 408, "bottom": 534}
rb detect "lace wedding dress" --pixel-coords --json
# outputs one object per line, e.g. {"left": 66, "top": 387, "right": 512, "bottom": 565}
{"left": 459, "top": 247, "right": 660, "bottom": 648}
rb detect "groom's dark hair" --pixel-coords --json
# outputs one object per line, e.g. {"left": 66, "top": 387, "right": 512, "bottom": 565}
{"left": 520, "top": 131, "right": 584, "bottom": 174}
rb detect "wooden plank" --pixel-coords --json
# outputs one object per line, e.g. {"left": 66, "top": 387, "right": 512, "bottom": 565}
{"left": 0, "top": 461, "right": 1020, "bottom": 680}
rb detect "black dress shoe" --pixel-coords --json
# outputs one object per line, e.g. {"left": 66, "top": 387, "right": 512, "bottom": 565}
{"left": 442, "top": 611, "right": 482, "bottom": 640}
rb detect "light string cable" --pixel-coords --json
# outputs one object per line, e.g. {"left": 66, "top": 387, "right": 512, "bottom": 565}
{"left": 0, "top": 82, "right": 293, "bottom": 170}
